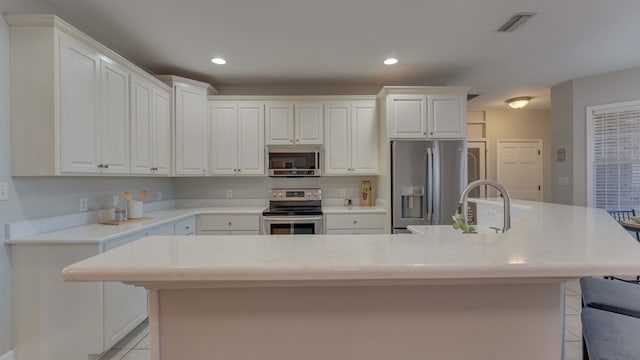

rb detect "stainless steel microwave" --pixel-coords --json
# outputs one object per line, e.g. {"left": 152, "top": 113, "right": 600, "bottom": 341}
{"left": 267, "top": 146, "right": 321, "bottom": 177}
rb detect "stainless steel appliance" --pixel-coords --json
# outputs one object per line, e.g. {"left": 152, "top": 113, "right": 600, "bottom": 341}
{"left": 262, "top": 188, "right": 323, "bottom": 234}
{"left": 391, "top": 140, "right": 466, "bottom": 233}
{"left": 268, "top": 146, "right": 321, "bottom": 177}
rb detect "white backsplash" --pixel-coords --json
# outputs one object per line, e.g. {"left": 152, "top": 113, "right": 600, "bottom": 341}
{"left": 5, "top": 200, "right": 176, "bottom": 240}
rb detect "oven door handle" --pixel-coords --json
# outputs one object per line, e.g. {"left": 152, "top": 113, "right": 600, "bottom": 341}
{"left": 263, "top": 216, "right": 323, "bottom": 222}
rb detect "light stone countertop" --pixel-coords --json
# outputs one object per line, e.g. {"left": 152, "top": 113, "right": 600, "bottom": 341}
{"left": 5, "top": 207, "right": 267, "bottom": 245}
{"left": 6, "top": 205, "right": 387, "bottom": 245}
{"left": 62, "top": 200, "right": 640, "bottom": 284}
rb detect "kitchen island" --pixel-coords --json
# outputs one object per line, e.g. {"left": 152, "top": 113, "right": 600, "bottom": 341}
{"left": 62, "top": 201, "right": 640, "bottom": 360}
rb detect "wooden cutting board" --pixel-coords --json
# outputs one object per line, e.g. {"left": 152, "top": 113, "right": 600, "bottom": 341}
{"left": 99, "top": 217, "right": 154, "bottom": 225}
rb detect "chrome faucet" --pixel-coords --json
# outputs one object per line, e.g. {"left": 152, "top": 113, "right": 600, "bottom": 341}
{"left": 456, "top": 180, "right": 511, "bottom": 233}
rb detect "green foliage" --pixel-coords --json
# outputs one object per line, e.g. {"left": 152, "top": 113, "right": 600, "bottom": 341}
{"left": 451, "top": 215, "right": 477, "bottom": 234}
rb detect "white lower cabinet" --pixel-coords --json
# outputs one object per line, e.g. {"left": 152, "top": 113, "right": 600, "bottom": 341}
{"left": 325, "top": 213, "right": 385, "bottom": 234}
{"left": 10, "top": 220, "right": 190, "bottom": 360}
{"left": 196, "top": 214, "right": 261, "bottom": 235}
{"left": 174, "top": 216, "right": 197, "bottom": 235}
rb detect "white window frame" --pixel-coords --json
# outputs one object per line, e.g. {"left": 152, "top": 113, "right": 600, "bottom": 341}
{"left": 586, "top": 99, "right": 640, "bottom": 208}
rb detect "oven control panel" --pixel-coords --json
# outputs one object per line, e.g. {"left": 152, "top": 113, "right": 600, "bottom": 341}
{"left": 270, "top": 188, "right": 322, "bottom": 201}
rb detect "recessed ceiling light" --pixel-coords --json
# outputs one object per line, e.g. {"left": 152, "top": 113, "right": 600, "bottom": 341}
{"left": 211, "top": 57, "right": 227, "bottom": 65}
{"left": 384, "top": 58, "right": 399, "bottom": 65}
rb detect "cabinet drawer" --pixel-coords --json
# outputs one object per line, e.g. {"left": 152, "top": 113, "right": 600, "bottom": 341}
{"left": 325, "top": 214, "right": 385, "bottom": 230}
{"left": 174, "top": 217, "right": 196, "bottom": 235}
{"left": 197, "top": 214, "right": 260, "bottom": 231}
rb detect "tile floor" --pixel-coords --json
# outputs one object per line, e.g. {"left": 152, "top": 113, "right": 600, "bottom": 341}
{"left": 100, "top": 320, "right": 150, "bottom": 360}
{"left": 102, "top": 281, "right": 584, "bottom": 360}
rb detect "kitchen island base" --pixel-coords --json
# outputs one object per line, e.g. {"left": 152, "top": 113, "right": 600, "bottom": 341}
{"left": 146, "top": 282, "right": 565, "bottom": 360}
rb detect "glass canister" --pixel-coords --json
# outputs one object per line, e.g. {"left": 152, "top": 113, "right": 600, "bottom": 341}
{"left": 361, "top": 180, "right": 372, "bottom": 207}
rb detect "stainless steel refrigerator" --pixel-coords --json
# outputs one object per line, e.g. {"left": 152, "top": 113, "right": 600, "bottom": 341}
{"left": 391, "top": 140, "right": 467, "bottom": 233}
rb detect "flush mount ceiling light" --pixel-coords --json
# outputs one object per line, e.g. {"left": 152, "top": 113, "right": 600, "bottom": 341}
{"left": 384, "top": 58, "right": 399, "bottom": 65}
{"left": 506, "top": 96, "right": 532, "bottom": 109}
{"left": 210, "top": 57, "right": 227, "bottom": 65}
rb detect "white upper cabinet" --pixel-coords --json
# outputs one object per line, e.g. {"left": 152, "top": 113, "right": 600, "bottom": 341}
{"left": 8, "top": 15, "right": 171, "bottom": 176}
{"left": 428, "top": 94, "right": 467, "bottom": 139}
{"left": 265, "top": 102, "right": 323, "bottom": 145}
{"left": 99, "top": 59, "right": 130, "bottom": 174}
{"left": 210, "top": 101, "right": 265, "bottom": 176}
{"left": 388, "top": 94, "right": 427, "bottom": 139}
{"left": 130, "top": 76, "right": 171, "bottom": 175}
{"left": 325, "top": 101, "right": 378, "bottom": 175}
{"left": 59, "top": 34, "right": 101, "bottom": 173}
{"left": 294, "top": 103, "right": 323, "bottom": 144}
{"left": 265, "top": 102, "right": 294, "bottom": 145}
{"left": 351, "top": 102, "right": 379, "bottom": 173}
{"left": 152, "top": 87, "right": 171, "bottom": 175}
{"left": 162, "top": 77, "right": 213, "bottom": 176}
{"left": 380, "top": 87, "right": 469, "bottom": 140}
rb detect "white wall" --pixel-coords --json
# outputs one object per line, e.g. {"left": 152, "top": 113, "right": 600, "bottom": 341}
{"left": 174, "top": 176, "right": 379, "bottom": 204}
{"left": 551, "top": 66, "right": 640, "bottom": 206}
{"left": 550, "top": 80, "right": 574, "bottom": 205}
{"left": 0, "top": 14, "right": 13, "bottom": 355}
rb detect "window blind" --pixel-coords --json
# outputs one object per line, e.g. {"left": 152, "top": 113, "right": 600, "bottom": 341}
{"left": 591, "top": 106, "right": 640, "bottom": 211}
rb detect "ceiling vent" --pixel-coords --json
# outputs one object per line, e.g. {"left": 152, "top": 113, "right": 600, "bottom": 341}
{"left": 497, "top": 13, "right": 536, "bottom": 32}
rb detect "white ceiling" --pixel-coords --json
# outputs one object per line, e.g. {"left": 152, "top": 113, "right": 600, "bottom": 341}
{"left": 3, "top": 0, "right": 640, "bottom": 109}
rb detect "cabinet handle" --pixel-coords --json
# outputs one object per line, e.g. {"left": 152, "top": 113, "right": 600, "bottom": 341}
{"left": 228, "top": 222, "right": 232, "bottom": 226}
{"left": 423, "top": 132, "right": 427, "bottom": 135}
{"left": 296, "top": 139, "right": 299, "bottom": 142}
{"left": 238, "top": 169, "right": 241, "bottom": 172}
{"left": 104, "top": 164, "right": 109, "bottom": 169}
{"left": 97, "top": 164, "right": 103, "bottom": 168}
{"left": 430, "top": 132, "right": 434, "bottom": 135}
{"left": 353, "top": 220, "right": 357, "bottom": 224}
{"left": 290, "top": 139, "right": 293, "bottom": 143}
{"left": 185, "top": 226, "right": 190, "bottom": 230}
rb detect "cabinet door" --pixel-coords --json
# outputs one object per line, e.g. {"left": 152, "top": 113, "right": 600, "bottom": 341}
{"left": 59, "top": 35, "right": 101, "bottom": 173}
{"left": 130, "top": 77, "right": 153, "bottom": 174}
{"left": 428, "top": 95, "right": 466, "bottom": 139}
{"left": 103, "top": 232, "right": 147, "bottom": 349}
{"left": 324, "top": 103, "right": 351, "bottom": 175}
{"left": 295, "top": 103, "right": 323, "bottom": 144}
{"left": 388, "top": 94, "right": 427, "bottom": 139}
{"left": 265, "top": 102, "right": 294, "bottom": 145}
{"left": 175, "top": 85, "right": 208, "bottom": 175}
{"left": 351, "top": 102, "right": 379, "bottom": 174}
{"left": 237, "top": 103, "right": 265, "bottom": 175}
{"left": 100, "top": 59, "right": 130, "bottom": 174}
{"left": 210, "top": 102, "right": 239, "bottom": 175}
{"left": 152, "top": 86, "right": 171, "bottom": 175}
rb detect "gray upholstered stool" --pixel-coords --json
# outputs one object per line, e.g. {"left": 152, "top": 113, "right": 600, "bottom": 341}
{"left": 581, "top": 307, "right": 640, "bottom": 360}
{"left": 580, "top": 276, "right": 640, "bottom": 318}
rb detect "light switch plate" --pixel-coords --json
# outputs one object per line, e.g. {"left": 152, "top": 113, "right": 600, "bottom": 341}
{"left": 0, "top": 182, "right": 8, "bottom": 201}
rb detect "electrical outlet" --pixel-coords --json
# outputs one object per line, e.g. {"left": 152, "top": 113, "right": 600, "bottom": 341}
{"left": 0, "top": 182, "right": 8, "bottom": 201}
{"left": 80, "top": 198, "right": 88, "bottom": 212}
{"left": 157, "top": 191, "right": 162, "bottom": 201}
{"left": 339, "top": 188, "right": 346, "bottom": 197}
{"left": 226, "top": 190, "right": 233, "bottom": 199}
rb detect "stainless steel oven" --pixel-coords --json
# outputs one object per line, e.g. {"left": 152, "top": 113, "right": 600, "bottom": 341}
{"left": 262, "top": 189, "right": 323, "bottom": 235}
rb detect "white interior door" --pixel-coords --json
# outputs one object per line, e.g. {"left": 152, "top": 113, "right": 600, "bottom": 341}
{"left": 497, "top": 140, "right": 543, "bottom": 201}
{"left": 467, "top": 140, "right": 487, "bottom": 198}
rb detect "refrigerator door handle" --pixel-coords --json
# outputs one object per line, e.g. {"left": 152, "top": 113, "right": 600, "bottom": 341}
{"left": 427, "top": 148, "right": 434, "bottom": 223}
{"left": 432, "top": 143, "right": 441, "bottom": 224}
